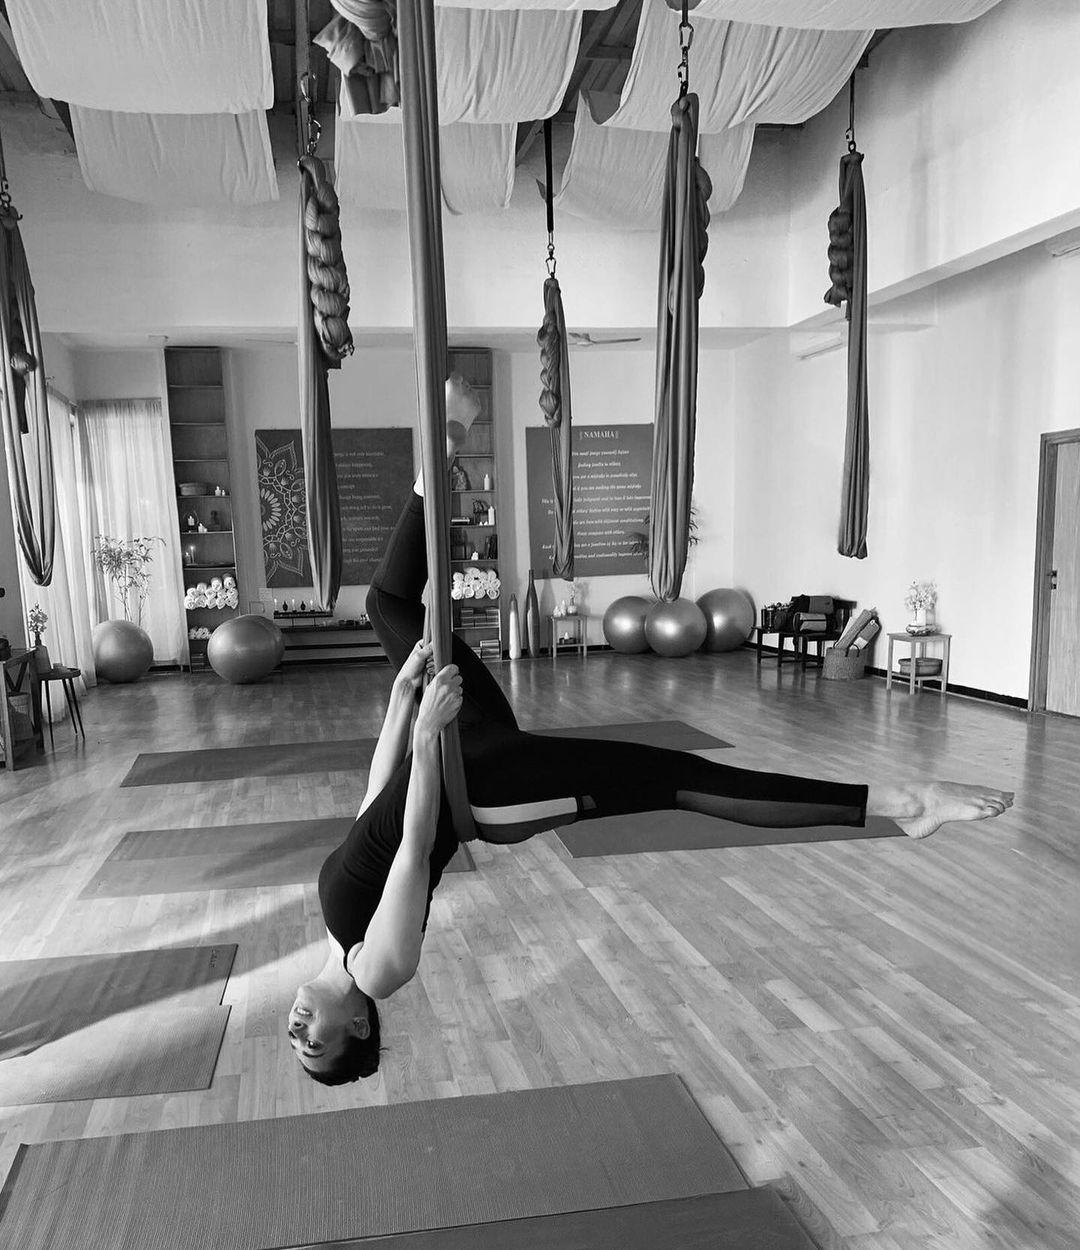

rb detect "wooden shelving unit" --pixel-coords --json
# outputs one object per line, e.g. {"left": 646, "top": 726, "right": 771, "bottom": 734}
{"left": 164, "top": 347, "right": 239, "bottom": 669}
{"left": 448, "top": 347, "right": 502, "bottom": 660}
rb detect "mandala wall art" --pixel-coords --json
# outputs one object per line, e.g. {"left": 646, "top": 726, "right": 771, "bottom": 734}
{"left": 256, "top": 430, "right": 311, "bottom": 586}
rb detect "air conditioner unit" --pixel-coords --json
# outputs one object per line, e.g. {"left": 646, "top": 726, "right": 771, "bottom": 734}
{"left": 1045, "top": 228, "right": 1080, "bottom": 258}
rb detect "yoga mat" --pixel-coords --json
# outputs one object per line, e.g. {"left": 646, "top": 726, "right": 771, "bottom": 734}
{"left": 120, "top": 738, "right": 378, "bottom": 786}
{"left": 0, "top": 1005, "right": 231, "bottom": 1106}
{"left": 0, "top": 944, "right": 235, "bottom": 1104}
{"left": 0, "top": 1075, "right": 745, "bottom": 1250}
{"left": 541, "top": 720, "right": 731, "bottom": 751}
{"left": 120, "top": 722, "right": 729, "bottom": 788}
{"left": 557, "top": 810, "right": 904, "bottom": 857}
{"left": 80, "top": 821, "right": 470, "bottom": 899}
{"left": 289, "top": 1188, "right": 816, "bottom": 1250}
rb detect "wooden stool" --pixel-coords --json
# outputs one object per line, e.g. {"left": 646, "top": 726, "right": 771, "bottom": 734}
{"left": 39, "top": 665, "right": 85, "bottom": 746}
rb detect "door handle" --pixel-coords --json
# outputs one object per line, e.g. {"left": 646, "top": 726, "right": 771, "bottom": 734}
{"left": 1050, "top": 569, "right": 1058, "bottom": 590}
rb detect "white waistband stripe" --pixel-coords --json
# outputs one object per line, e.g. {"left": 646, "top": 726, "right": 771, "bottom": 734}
{"left": 470, "top": 796, "right": 577, "bottom": 825}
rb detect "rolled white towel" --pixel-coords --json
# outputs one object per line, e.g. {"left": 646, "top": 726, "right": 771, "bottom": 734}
{"left": 450, "top": 585, "right": 464, "bottom": 601}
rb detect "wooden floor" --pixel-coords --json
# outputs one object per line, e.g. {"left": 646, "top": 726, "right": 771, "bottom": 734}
{"left": 2, "top": 651, "right": 1079, "bottom": 1249}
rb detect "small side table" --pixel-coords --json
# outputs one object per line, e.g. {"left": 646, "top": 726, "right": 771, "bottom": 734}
{"left": 40, "top": 665, "right": 86, "bottom": 746}
{"left": 549, "top": 614, "right": 587, "bottom": 661}
{"left": 885, "top": 631, "right": 951, "bottom": 697}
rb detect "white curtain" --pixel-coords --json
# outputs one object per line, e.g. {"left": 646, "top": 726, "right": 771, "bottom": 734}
{"left": 16, "top": 390, "right": 97, "bottom": 719}
{"left": 71, "top": 108, "right": 279, "bottom": 207}
{"left": 77, "top": 400, "right": 186, "bottom": 666}
{"left": 689, "top": 0, "right": 1003, "bottom": 28}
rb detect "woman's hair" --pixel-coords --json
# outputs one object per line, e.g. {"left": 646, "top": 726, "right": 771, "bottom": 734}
{"left": 301, "top": 995, "right": 382, "bottom": 1086}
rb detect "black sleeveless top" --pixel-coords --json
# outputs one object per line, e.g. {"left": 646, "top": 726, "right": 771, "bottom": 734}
{"left": 318, "top": 753, "right": 459, "bottom": 962}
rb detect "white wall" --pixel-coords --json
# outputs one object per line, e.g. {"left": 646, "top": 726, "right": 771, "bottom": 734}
{"left": 72, "top": 348, "right": 163, "bottom": 401}
{"left": 788, "top": 0, "right": 1080, "bottom": 326}
{"left": 0, "top": 448, "right": 25, "bottom": 647}
{"left": 732, "top": 238, "right": 1080, "bottom": 699}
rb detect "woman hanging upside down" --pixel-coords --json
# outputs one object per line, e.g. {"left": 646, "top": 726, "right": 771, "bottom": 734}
{"left": 288, "top": 379, "right": 1013, "bottom": 1085}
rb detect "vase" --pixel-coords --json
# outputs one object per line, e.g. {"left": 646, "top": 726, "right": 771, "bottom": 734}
{"left": 524, "top": 569, "right": 540, "bottom": 659}
{"left": 507, "top": 594, "right": 522, "bottom": 660}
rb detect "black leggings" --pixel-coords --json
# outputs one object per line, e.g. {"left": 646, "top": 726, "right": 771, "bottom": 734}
{"left": 367, "top": 495, "right": 868, "bottom": 844}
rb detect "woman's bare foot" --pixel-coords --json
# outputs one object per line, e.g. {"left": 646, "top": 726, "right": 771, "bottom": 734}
{"left": 892, "top": 780, "right": 1014, "bottom": 840}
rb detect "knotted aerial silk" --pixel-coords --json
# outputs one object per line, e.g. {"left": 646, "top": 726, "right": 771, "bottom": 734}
{"left": 298, "top": 152, "right": 352, "bottom": 610}
{"left": 649, "top": 93, "right": 711, "bottom": 602}
{"left": 826, "top": 149, "right": 869, "bottom": 559}
{"left": 316, "top": 0, "right": 400, "bottom": 117}
{"left": 398, "top": 0, "right": 476, "bottom": 842}
{"left": 537, "top": 277, "right": 575, "bottom": 579}
{"left": 0, "top": 130, "right": 54, "bottom": 586}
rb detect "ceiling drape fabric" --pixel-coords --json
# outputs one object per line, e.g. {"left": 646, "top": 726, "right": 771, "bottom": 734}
{"left": 835, "top": 150, "right": 870, "bottom": 560}
{"left": 397, "top": 0, "right": 476, "bottom": 842}
{"left": 556, "top": 93, "right": 754, "bottom": 228}
{"left": 606, "top": 0, "right": 870, "bottom": 132}
{"left": 0, "top": 150, "right": 55, "bottom": 587}
{"left": 335, "top": 115, "right": 514, "bottom": 214}
{"left": 5, "top": 0, "right": 273, "bottom": 114}
{"left": 330, "top": 5, "right": 582, "bottom": 124}
{"left": 649, "top": 94, "right": 711, "bottom": 603}
{"left": 688, "top": 0, "right": 1004, "bottom": 28}
{"left": 70, "top": 109, "right": 279, "bottom": 207}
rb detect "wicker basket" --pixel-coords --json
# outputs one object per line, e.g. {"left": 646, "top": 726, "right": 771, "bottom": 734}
{"left": 822, "top": 647, "right": 866, "bottom": 681}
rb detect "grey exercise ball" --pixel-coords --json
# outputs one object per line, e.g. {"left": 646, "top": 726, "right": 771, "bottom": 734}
{"left": 602, "top": 595, "right": 652, "bottom": 654}
{"left": 697, "top": 588, "right": 755, "bottom": 653}
{"left": 207, "top": 615, "right": 285, "bottom": 684}
{"left": 644, "top": 598, "right": 708, "bottom": 658}
{"left": 92, "top": 619, "right": 154, "bottom": 683}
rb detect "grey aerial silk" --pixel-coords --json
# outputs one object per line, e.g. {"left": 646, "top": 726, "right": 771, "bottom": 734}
{"left": 0, "top": 129, "right": 54, "bottom": 587}
{"left": 834, "top": 150, "right": 869, "bottom": 559}
{"left": 538, "top": 276, "right": 575, "bottom": 579}
{"left": 398, "top": 0, "right": 476, "bottom": 842}
{"left": 649, "top": 93, "right": 711, "bottom": 602}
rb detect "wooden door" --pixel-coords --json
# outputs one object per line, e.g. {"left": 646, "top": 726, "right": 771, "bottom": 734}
{"left": 1046, "top": 440, "right": 1080, "bottom": 715}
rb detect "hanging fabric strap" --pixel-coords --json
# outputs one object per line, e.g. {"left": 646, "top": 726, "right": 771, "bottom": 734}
{"left": 398, "top": 0, "right": 476, "bottom": 843}
{"left": 0, "top": 124, "right": 55, "bottom": 587}
{"left": 836, "top": 144, "right": 869, "bottom": 559}
{"left": 649, "top": 90, "right": 711, "bottom": 602}
{"left": 537, "top": 119, "right": 575, "bottom": 579}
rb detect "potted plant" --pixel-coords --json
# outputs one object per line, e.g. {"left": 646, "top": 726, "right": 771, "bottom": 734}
{"left": 91, "top": 535, "right": 163, "bottom": 683}
{"left": 903, "top": 580, "right": 938, "bottom": 633}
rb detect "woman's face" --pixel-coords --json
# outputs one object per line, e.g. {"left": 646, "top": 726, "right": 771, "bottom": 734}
{"left": 288, "top": 982, "right": 366, "bottom": 1072}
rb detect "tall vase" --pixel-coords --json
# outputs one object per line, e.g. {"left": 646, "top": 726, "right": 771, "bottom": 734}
{"left": 525, "top": 569, "right": 540, "bottom": 659}
{"left": 507, "top": 594, "right": 522, "bottom": 660}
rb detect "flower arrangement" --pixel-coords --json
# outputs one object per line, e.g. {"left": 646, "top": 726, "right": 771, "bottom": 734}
{"left": 27, "top": 603, "right": 48, "bottom": 641}
{"left": 92, "top": 535, "right": 164, "bottom": 627}
{"left": 903, "top": 580, "right": 938, "bottom": 611}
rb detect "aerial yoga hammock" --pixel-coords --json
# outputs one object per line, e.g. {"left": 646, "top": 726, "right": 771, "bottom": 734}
{"left": 537, "top": 119, "right": 574, "bottom": 580}
{"left": 649, "top": 3, "right": 711, "bottom": 603}
{"left": 825, "top": 74, "right": 870, "bottom": 559}
{"left": 0, "top": 124, "right": 55, "bottom": 587}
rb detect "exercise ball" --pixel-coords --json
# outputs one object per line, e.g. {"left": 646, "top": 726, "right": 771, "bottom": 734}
{"left": 603, "top": 595, "right": 652, "bottom": 654}
{"left": 92, "top": 619, "right": 154, "bottom": 683}
{"left": 207, "top": 615, "right": 285, "bottom": 684}
{"left": 697, "top": 588, "right": 755, "bottom": 653}
{"left": 644, "top": 598, "right": 707, "bottom": 658}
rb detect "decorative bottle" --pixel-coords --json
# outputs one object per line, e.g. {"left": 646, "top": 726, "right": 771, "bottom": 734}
{"left": 525, "top": 569, "right": 540, "bottom": 659}
{"left": 508, "top": 593, "right": 522, "bottom": 660}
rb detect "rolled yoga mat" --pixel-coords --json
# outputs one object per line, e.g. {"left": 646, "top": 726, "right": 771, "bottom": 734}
{"left": 119, "top": 722, "right": 730, "bottom": 788}
{"left": 80, "top": 820, "right": 472, "bottom": 899}
{"left": 0, "top": 1075, "right": 745, "bottom": 1250}
{"left": 556, "top": 810, "right": 904, "bottom": 858}
{"left": 287, "top": 1188, "right": 818, "bottom": 1250}
{"left": 0, "top": 945, "right": 235, "bottom": 1105}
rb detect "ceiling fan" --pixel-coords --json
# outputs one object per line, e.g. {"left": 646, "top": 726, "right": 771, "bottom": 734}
{"left": 567, "top": 331, "right": 643, "bottom": 347}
